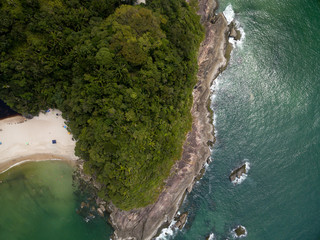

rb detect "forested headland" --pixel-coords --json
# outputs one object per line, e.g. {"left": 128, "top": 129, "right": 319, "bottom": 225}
{"left": 0, "top": 0, "right": 204, "bottom": 210}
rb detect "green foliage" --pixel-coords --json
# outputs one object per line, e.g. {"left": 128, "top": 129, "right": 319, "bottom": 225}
{"left": 0, "top": 0, "right": 204, "bottom": 210}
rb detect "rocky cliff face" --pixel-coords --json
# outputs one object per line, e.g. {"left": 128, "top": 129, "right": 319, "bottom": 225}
{"left": 106, "top": 1, "right": 231, "bottom": 239}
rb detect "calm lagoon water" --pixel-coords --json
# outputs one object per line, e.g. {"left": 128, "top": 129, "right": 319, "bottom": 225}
{"left": 0, "top": 161, "right": 112, "bottom": 240}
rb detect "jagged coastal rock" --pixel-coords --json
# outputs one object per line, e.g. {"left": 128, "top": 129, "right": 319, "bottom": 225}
{"left": 78, "top": 0, "right": 234, "bottom": 239}
{"left": 229, "top": 22, "right": 241, "bottom": 41}
{"left": 233, "top": 225, "right": 247, "bottom": 238}
{"left": 229, "top": 163, "right": 247, "bottom": 182}
{"left": 174, "top": 212, "right": 188, "bottom": 229}
{"left": 105, "top": 1, "right": 230, "bottom": 239}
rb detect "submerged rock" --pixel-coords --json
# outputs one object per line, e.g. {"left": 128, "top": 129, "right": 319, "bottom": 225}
{"left": 80, "top": 202, "right": 86, "bottom": 209}
{"left": 229, "top": 163, "right": 247, "bottom": 182}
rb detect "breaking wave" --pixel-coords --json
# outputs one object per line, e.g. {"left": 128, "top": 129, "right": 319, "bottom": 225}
{"left": 155, "top": 218, "right": 178, "bottom": 240}
{"left": 222, "top": 4, "right": 246, "bottom": 49}
{"left": 208, "top": 233, "right": 216, "bottom": 240}
{"left": 232, "top": 162, "right": 250, "bottom": 185}
{"left": 223, "top": 4, "right": 235, "bottom": 25}
{"left": 231, "top": 225, "right": 247, "bottom": 238}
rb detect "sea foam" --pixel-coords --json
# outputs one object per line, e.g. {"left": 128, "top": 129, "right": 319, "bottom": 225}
{"left": 208, "top": 233, "right": 216, "bottom": 240}
{"left": 210, "top": 75, "right": 222, "bottom": 137}
{"left": 155, "top": 218, "right": 178, "bottom": 240}
{"left": 231, "top": 225, "right": 247, "bottom": 238}
{"left": 232, "top": 162, "right": 250, "bottom": 185}
{"left": 223, "top": 4, "right": 235, "bottom": 25}
{"left": 222, "top": 4, "right": 246, "bottom": 49}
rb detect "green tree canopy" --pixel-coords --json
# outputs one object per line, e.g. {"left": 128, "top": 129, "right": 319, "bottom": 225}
{"left": 0, "top": 0, "right": 204, "bottom": 210}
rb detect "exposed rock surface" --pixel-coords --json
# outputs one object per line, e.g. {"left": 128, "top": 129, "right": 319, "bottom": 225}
{"left": 233, "top": 225, "right": 247, "bottom": 238}
{"left": 174, "top": 212, "right": 188, "bottom": 229}
{"left": 229, "top": 163, "right": 247, "bottom": 182}
{"left": 106, "top": 1, "right": 230, "bottom": 239}
{"left": 229, "top": 22, "right": 241, "bottom": 41}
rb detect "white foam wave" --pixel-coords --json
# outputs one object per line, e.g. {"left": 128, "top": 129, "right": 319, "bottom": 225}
{"left": 223, "top": 4, "right": 235, "bottom": 25}
{"left": 208, "top": 233, "right": 215, "bottom": 240}
{"left": 235, "top": 22, "right": 246, "bottom": 48}
{"left": 231, "top": 225, "right": 247, "bottom": 238}
{"left": 232, "top": 162, "right": 250, "bottom": 185}
{"left": 155, "top": 219, "right": 178, "bottom": 240}
{"left": 210, "top": 76, "right": 222, "bottom": 138}
{"left": 229, "top": 21, "right": 246, "bottom": 49}
{"left": 222, "top": 4, "right": 246, "bottom": 49}
{"left": 204, "top": 161, "right": 210, "bottom": 170}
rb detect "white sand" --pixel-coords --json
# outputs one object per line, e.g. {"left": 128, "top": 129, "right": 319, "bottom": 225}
{"left": 0, "top": 109, "right": 77, "bottom": 172}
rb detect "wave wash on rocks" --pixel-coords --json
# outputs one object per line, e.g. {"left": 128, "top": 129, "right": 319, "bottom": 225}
{"left": 79, "top": 0, "right": 234, "bottom": 239}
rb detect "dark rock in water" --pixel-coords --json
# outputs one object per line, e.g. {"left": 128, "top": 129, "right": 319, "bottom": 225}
{"left": 229, "top": 22, "right": 241, "bottom": 41}
{"left": 205, "top": 233, "right": 215, "bottom": 240}
{"left": 230, "top": 27, "right": 237, "bottom": 38}
{"left": 234, "top": 225, "right": 247, "bottom": 237}
{"left": 174, "top": 212, "right": 188, "bottom": 229}
{"left": 229, "top": 163, "right": 247, "bottom": 182}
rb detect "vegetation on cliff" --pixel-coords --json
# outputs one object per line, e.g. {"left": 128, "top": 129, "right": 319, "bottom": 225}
{"left": 0, "top": 0, "right": 203, "bottom": 210}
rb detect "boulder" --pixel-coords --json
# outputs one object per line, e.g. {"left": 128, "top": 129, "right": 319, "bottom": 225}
{"left": 234, "top": 225, "right": 247, "bottom": 237}
{"left": 97, "top": 208, "right": 104, "bottom": 217}
{"left": 230, "top": 27, "right": 237, "bottom": 39}
{"left": 99, "top": 205, "right": 106, "bottom": 212}
{"left": 229, "top": 163, "right": 246, "bottom": 182}
{"left": 229, "top": 22, "right": 241, "bottom": 41}
{"left": 174, "top": 212, "right": 188, "bottom": 229}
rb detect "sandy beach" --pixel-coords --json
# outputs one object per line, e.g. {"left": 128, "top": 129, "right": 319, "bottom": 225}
{"left": 0, "top": 109, "right": 77, "bottom": 173}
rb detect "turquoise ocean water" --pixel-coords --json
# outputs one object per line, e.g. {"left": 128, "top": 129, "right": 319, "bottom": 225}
{"left": 1, "top": 0, "right": 320, "bottom": 239}
{"left": 174, "top": 0, "right": 320, "bottom": 239}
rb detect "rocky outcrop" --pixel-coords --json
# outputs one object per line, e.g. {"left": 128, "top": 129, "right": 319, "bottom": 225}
{"left": 229, "top": 22, "right": 241, "bottom": 41}
{"left": 107, "top": 1, "right": 230, "bottom": 239}
{"left": 174, "top": 212, "right": 188, "bottom": 229}
{"left": 229, "top": 163, "right": 247, "bottom": 182}
{"left": 233, "top": 225, "right": 247, "bottom": 238}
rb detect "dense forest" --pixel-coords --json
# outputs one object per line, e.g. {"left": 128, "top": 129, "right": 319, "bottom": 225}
{"left": 0, "top": 0, "right": 204, "bottom": 210}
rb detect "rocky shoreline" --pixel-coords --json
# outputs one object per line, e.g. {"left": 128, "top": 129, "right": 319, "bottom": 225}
{"left": 78, "top": 0, "right": 236, "bottom": 239}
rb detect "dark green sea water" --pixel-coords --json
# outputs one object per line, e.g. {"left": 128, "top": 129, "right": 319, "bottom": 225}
{"left": 1, "top": 0, "right": 320, "bottom": 239}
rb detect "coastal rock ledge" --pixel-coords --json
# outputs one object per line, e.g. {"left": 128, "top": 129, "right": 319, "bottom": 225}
{"left": 106, "top": 1, "right": 229, "bottom": 239}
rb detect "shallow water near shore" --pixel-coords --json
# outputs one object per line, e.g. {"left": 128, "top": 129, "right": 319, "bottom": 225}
{"left": 0, "top": 161, "right": 112, "bottom": 240}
